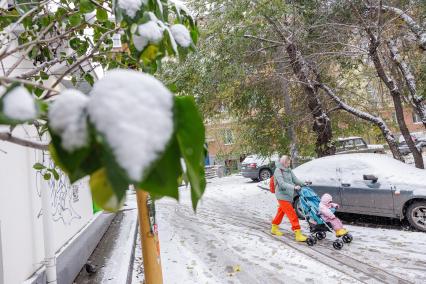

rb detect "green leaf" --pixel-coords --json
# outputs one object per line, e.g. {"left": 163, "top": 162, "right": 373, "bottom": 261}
{"left": 69, "top": 14, "right": 82, "bottom": 27}
{"left": 43, "top": 172, "right": 51, "bottom": 180}
{"left": 33, "top": 163, "right": 45, "bottom": 170}
{"left": 140, "top": 44, "right": 160, "bottom": 65}
{"left": 174, "top": 96, "right": 206, "bottom": 209}
{"left": 96, "top": 8, "right": 108, "bottom": 22}
{"left": 40, "top": 71, "right": 49, "bottom": 80}
{"left": 84, "top": 73, "right": 94, "bottom": 86}
{"left": 80, "top": 0, "right": 95, "bottom": 13}
{"left": 47, "top": 168, "right": 60, "bottom": 180}
{"left": 90, "top": 168, "right": 125, "bottom": 211}
{"left": 98, "top": 139, "right": 129, "bottom": 203}
{"left": 139, "top": 136, "right": 182, "bottom": 200}
{"left": 48, "top": 128, "right": 101, "bottom": 183}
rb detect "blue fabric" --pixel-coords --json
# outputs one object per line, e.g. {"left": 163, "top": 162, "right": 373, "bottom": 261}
{"left": 298, "top": 187, "right": 335, "bottom": 224}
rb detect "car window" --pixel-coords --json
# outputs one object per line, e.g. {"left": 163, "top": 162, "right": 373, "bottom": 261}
{"left": 344, "top": 140, "right": 355, "bottom": 149}
{"left": 354, "top": 138, "right": 365, "bottom": 146}
{"left": 340, "top": 160, "right": 372, "bottom": 186}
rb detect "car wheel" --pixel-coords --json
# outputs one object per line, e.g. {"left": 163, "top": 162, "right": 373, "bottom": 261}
{"left": 259, "top": 169, "right": 272, "bottom": 181}
{"left": 406, "top": 201, "right": 426, "bottom": 232}
{"left": 294, "top": 197, "right": 305, "bottom": 220}
{"left": 251, "top": 178, "right": 259, "bottom": 182}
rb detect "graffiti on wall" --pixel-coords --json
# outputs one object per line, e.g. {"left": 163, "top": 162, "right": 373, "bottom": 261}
{"left": 35, "top": 152, "right": 82, "bottom": 225}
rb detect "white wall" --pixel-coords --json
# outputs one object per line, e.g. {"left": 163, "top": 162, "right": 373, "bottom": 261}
{"left": 0, "top": 126, "right": 94, "bottom": 284}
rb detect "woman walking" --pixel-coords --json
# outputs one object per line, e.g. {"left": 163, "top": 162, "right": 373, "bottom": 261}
{"left": 271, "top": 155, "right": 308, "bottom": 242}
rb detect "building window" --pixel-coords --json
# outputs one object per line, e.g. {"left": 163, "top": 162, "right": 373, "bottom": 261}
{"left": 412, "top": 112, "right": 421, "bottom": 124}
{"left": 223, "top": 129, "right": 234, "bottom": 145}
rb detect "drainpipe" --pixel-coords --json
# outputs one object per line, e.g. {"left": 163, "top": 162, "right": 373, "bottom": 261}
{"left": 40, "top": 166, "right": 57, "bottom": 284}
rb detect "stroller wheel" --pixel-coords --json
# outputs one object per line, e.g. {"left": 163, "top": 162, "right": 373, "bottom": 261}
{"left": 342, "top": 233, "right": 353, "bottom": 244}
{"left": 333, "top": 239, "right": 344, "bottom": 250}
{"left": 315, "top": 231, "right": 326, "bottom": 240}
{"left": 306, "top": 236, "right": 316, "bottom": 246}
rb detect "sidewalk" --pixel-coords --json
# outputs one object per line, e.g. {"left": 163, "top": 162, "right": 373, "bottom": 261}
{"left": 74, "top": 192, "right": 138, "bottom": 283}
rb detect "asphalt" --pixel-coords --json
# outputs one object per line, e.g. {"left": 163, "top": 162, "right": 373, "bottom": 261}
{"left": 74, "top": 193, "right": 138, "bottom": 284}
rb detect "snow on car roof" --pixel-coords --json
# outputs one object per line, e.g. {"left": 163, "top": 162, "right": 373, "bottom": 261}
{"left": 294, "top": 153, "right": 426, "bottom": 188}
{"left": 337, "top": 136, "right": 362, "bottom": 141}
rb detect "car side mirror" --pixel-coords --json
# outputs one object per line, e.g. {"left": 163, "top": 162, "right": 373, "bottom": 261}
{"left": 363, "top": 174, "right": 378, "bottom": 183}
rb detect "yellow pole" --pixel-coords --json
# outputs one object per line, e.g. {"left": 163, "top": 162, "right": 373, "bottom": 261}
{"left": 136, "top": 190, "right": 163, "bottom": 284}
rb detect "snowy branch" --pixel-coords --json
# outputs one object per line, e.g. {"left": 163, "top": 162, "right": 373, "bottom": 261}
{"left": 0, "top": 76, "right": 59, "bottom": 94}
{"left": 368, "top": 5, "right": 426, "bottom": 50}
{"left": 387, "top": 39, "right": 426, "bottom": 128}
{"left": 0, "top": 131, "right": 48, "bottom": 151}
{"left": 318, "top": 83, "right": 403, "bottom": 161}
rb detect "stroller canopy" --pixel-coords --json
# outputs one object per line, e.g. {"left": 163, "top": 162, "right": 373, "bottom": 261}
{"left": 298, "top": 187, "right": 335, "bottom": 224}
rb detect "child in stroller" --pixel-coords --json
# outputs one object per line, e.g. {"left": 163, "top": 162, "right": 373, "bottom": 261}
{"left": 298, "top": 187, "right": 353, "bottom": 250}
{"left": 319, "top": 193, "right": 348, "bottom": 237}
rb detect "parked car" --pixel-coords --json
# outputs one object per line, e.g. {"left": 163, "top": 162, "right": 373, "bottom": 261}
{"left": 241, "top": 154, "right": 278, "bottom": 181}
{"left": 292, "top": 153, "right": 426, "bottom": 231}
{"left": 335, "top": 137, "right": 385, "bottom": 154}
{"left": 398, "top": 134, "right": 426, "bottom": 155}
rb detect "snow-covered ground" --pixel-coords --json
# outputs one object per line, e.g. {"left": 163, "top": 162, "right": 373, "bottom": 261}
{"left": 136, "top": 175, "right": 426, "bottom": 284}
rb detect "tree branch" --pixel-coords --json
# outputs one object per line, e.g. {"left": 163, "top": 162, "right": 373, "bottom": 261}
{"left": 0, "top": 76, "right": 59, "bottom": 94}
{"left": 243, "top": 35, "right": 283, "bottom": 45}
{"left": 368, "top": 5, "right": 426, "bottom": 50}
{"left": 387, "top": 39, "right": 426, "bottom": 127}
{"left": 44, "top": 28, "right": 119, "bottom": 99}
{"left": 0, "top": 131, "right": 48, "bottom": 151}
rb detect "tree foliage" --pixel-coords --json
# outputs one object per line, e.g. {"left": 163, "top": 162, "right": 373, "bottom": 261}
{"left": 0, "top": 0, "right": 206, "bottom": 210}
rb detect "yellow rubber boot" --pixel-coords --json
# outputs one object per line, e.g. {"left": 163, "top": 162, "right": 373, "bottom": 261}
{"left": 294, "top": 229, "right": 308, "bottom": 242}
{"left": 336, "top": 228, "right": 348, "bottom": 237}
{"left": 271, "top": 224, "right": 284, "bottom": 236}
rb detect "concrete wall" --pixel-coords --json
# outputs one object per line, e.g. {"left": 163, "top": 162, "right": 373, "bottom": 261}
{"left": 0, "top": 126, "right": 94, "bottom": 284}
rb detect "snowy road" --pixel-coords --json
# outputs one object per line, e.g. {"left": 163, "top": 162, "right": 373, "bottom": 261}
{"left": 149, "top": 176, "right": 426, "bottom": 284}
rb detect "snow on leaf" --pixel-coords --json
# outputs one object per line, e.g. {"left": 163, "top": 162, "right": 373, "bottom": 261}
{"left": 87, "top": 69, "right": 174, "bottom": 181}
{"left": 133, "top": 35, "right": 149, "bottom": 51}
{"left": 48, "top": 89, "right": 90, "bottom": 152}
{"left": 156, "top": 0, "right": 163, "bottom": 15}
{"left": 84, "top": 12, "right": 96, "bottom": 25}
{"left": 169, "top": 0, "right": 193, "bottom": 20}
{"left": 3, "top": 86, "right": 37, "bottom": 121}
{"left": 134, "top": 21, "right": 164, "bottom": 50}
{"left": 118, "top": 0, "right": 146, "bottom": 18}
{"left": 170, "top": 24, "right": 191, "bottom": 47}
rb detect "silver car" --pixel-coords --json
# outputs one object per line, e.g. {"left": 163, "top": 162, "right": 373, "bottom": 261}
{"left": 240, "top": 154, "right": 278, "bottom": 181}
{"left": 292, "top": 153, "right": 426, "bottom": 231}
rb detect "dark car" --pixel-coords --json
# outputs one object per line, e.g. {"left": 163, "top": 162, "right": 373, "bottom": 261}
{"left": 241, "top": 154, "right": 278, "bottom": 181}
{"left": 398, "top": 135, "right": 426, "bottom": 155}
{"left": 335, "top": 137, "right": 385, "bottom": 154}
{"left": 292, "top": 154, "right": 426, "bottom": 231}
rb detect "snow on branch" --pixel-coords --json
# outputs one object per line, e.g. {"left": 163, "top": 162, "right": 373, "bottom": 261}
{"left": 0, "top": 130, "right": 48, "bottom": 151}
{"left": 368, "top": 5, "right": 426, "bottom": 50}
{"left": 387, "top": 40, "right": 426, "bottom": 127}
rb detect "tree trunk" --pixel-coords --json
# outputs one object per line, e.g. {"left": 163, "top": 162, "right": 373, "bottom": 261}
{"left": 319, "top": 84, "right": 404, "bottom": 161}
{"left": 277, "top": 48, "right": 299, "bottom": 165}
{"left": 392, "top": 93, "right": 424, "bottom": 168}
{"left": 368, "top": 36, "right": 424, "bottom": 168}
{"left": 285, "top": 43, "right": 334, "bottom": 157}
{"left": 283, "top": 76, "right": 299, "bottom": 166}
{"left": 387, "top": 40, "right": 426, "bottom": 129}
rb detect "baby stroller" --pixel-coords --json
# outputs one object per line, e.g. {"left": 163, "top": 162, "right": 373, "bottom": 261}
{"left": 298, "top": 187, "right": 353, "bottom": 250}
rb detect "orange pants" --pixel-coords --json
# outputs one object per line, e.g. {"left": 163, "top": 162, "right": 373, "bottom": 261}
{"left": 272, "top": 200, "right": 301, "bottom": 231}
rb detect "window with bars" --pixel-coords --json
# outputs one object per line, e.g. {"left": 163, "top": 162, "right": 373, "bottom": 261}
{"left": 412, "top": 112, "right": 422, "bottom": 124}
{"left": 223, "top": 129, "right": 234, "bottom": 145}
